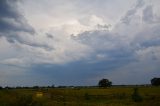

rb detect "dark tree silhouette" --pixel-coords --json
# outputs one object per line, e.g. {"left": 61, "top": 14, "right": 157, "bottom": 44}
{"left": 98, "top": 78, "right": 112, "bottom": 87}
{"left": 151, "top": 78, "right": 160, "bottom": 86}
{"left": 0, "top": 86, "right": 3, "bottom": 90}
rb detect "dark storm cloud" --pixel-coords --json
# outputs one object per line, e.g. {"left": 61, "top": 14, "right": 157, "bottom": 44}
{"left": 0, "top": 0, "right": 54, "bottom": 50}
{"left": 0, "top": 0, "right": 19, "bottom": 18}
{"left": 29, "top": 55, "right": 134, "bottom": 86}
{"left": 0, "top": 0, "right": 35, "bottom": 34}
{"left": 73, "top": 30, "right": 133, "bottom": 54}
{"left": 73, "top": 30, "right": 136, "bottom": 64}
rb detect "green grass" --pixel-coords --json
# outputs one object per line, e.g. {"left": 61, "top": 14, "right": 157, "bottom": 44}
{"left": 0, "top": 86, "right": 160, "bottom": 106}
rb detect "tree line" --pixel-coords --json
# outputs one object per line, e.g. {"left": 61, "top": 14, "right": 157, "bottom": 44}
{"left": 98, "top": 77, "right": 160, "bottom": 87}
{"left": 0, "top": 77, "right": 160, "bottom": 89}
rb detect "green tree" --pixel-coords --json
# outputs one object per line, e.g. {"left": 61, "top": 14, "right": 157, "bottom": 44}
{"left": 98, "top": 78, "right": 112, "bottom": 87}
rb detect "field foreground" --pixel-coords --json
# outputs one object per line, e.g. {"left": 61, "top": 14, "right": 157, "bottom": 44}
{"left": 0, "top": 86, "right": 160, "bottom": 106}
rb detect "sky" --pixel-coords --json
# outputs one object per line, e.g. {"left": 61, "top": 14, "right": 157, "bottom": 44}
{"left": 0, "top": 0, "right": 160, "bottom": 87}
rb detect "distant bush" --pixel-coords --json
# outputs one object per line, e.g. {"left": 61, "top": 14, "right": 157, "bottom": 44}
{"left": 132, "top": 88, "right": 143, "bottom": 102}
{"left": 151, "top": 78, "right": 160, "bottom": 86}
{"left": 4, "top": 86, "right": 12, "bottom": 89}
{"left": 33, "top": 86, "right": 39, "bottom": 89}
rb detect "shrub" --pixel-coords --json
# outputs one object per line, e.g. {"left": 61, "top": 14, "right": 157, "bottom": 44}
{"left": 131, "top": 88, "right": 143, "bottom": 102}
{"left": 16, "top": 94, "right": 33, "bottom": 106}
{"left": 84, "top": 93, "right": 90, "bottom": 100}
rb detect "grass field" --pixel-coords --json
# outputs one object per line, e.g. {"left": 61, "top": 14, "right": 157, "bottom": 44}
{"left": 0, "top": 86, "right": 160, "bottom": 106}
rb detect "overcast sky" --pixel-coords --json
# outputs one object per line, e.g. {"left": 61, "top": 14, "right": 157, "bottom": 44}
{"left": 0, "top": 0, "right": 160, "bottom": 86}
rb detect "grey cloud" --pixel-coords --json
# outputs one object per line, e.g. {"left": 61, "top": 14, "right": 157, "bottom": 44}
{"left": 133, "top": 24, "right": 160, "bottom": 50}
{"left": 107, "top": 60, "right": 160, "bottom": 85}
{"left": 97, "top": 24, "right": 111, "bottom": 30}
{"left": 0, "top": 0, "right": 54, "bottom": 50}
{"left": 0, "top": 0, "right": 35, "bottom": 34}
{"left": 72, "top": 30, "right": 135, "bottom": 63}
{"left": 71, "top": 12, "right": 160, "bottom": 74}
{"left": 70, "top": 24, "right": 160, "bottom": 85}
{"left": 19, "top": 40, "right": 54, "bottom": 51}
{"left": 28, "top": 23, "right": 160, "bottom": 85}
{"left": 74, "top": 30, "right": 123, "bottom": 49}
{"left": 135, "top": 0, "right": 145, "bottom": 8}
{"left": 121, "top": 0, "right": 144, "bottom": 24}
{"left": 0, "top": 0, "right": 19, "bottom": 19}
{"left": 46, "top": 33, "right": 54, "bottom": 39}
{"left": 1, "top": 32, "right": 53, "bottom": 50}
{"left": 121, "top": 9, "right": 137, "bottom": 24}
{"left": 143, "top": 5, "right": 154, "bottom": 23}
{"left": 29, "top": 55, "right": 135, "bottom": 86}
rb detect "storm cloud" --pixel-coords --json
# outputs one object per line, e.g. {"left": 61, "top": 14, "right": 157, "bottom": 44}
{"left": 0, "top": 0, "right": 34, "bottom": 35}
{"left": 0, "top": 0, "right": 160, "bottom": 86}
